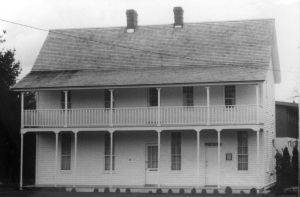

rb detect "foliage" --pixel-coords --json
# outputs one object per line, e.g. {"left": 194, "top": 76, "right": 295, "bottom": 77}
{"left": 201, "top": 189, "right": 207, "bottom": 195}
{"left": 126, "top": 188, "right": 130, "bottom": 193}
{"left": 93, "top": 188, "right": 98, "bottom": 193}
{"left": 291, "top": 145, "right": 298, "bottom": 186}
{"left": 167, "top": 189, "right": 172, "bottom": 194}
{"left": 191, "top": 188, "right": 196, "bottom": 194}
{"left": 115, "top": 188, "right": 120, "bottom": 193}
{"left": 284, "top": 187, "right": 298, "bottom": 194}
{"left": 240, "top": 190, "right": 245, "bottom": 195}
{"left": 225, "top": 187, "right": 232, "bottom": 195}
{"left": 71, "top": 188, "right": 76, "bottom": 192}
{"left": 104, "top": 187, "right": 109, "bottom": 193}
{"left": 250, "top": 188, "right": 257, "bottom": 195}
{"left": 213, "top": 189, "right": 219, "bottom": 195}
{"left": 156, "top": 188, "right": 162, "bottom": 194}
{"left": 179, "top": 188, "right": 184, "bottom": 194}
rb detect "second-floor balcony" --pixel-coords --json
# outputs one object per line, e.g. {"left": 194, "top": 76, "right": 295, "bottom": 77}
{"left": 23, "top": 104, "right": 262, "bottom": 127}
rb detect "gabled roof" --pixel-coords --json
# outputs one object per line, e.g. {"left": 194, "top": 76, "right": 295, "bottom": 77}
{"left": 13, "top": 19, "right": 280, "bottom": 90}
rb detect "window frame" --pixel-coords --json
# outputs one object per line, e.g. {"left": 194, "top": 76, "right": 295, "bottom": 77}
{"left": 237, "top": 131, "right": 248, "bottom": 171}
{"left": 171, "top": 132, "right": 181, "bottom": 171}
{"left": 61, "top": 133, "right": 72, "bottom": 171}
{"left": 105, "top": 90, "right": 114, "bottom": 109}
{"left": 183, "top": 87, "right": 194, "bottom": 106}
{"left": 225, "top": 85, "right": 236, "bottom": 108}
{"left": 61, "top": 91, "right": 71, "bottom": 109}
{"left": 104, "top": 133, "right": 115, "bottom": 171}
{"left": 148, "top": 88, "right": 158, "bottom": 107}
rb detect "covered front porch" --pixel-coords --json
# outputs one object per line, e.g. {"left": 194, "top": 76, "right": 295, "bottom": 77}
{"left": 20, "top": 124, "right": 264, "bottom": 191}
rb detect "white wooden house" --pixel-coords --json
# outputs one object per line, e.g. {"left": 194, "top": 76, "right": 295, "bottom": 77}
{"left": 12, "top": 7, "right": 281, "bottom": 192}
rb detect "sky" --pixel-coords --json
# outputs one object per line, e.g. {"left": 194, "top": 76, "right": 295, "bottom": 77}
{"left": 0, "top": 0, "right": 299, "bottom": 102}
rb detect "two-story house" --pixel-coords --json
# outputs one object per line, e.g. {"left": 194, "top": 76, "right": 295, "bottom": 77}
{"left": 12, "top": 7, "right": 281, "bottom": 193}
{"left": 275, "top": 101, "right": 298, "bottom": 153}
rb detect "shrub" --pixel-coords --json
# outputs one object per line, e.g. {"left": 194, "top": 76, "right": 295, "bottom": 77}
{"left": 284, "top": 187, "right": 298, "bottom": 195}
{"left": 60, "top": 187, "right": 66, "bottom": 192}
{"left": 104, "top": 187, "right": 109, "bottom": 193}
{"left": 225, "top": 187, "right": 232, "bottom": 195}
{"left": 179, "top": 188, "right": 185, "bottom": 194}
{"left": 191, "top": 188, "right": 196, "bottom": 195}
{"left": 201, "top": 189, "right": 207, "bottom": 195}
{"left": 240, "top": 190, "right": 245, "bottom": 195}
{"left": 71, "top": 188, "right": 76, "bottom": 192}
{"left": 168, "top": 189, "right": 172, "bottom": 194}
{"left": 250, "top": 188, "right": 257, "bottom": 195}
{"left": 94, "top": 188, "right": 98, "bottom": 193}
{"left": 213, "top": 189, "right": 219, "bottom": 195}
{"left": 126, "top": 188, "right": 131, "bottom": 193}
{"left": 115, "top": 188, "right": 120, "bottom": 193}
{"left": 156, "top": 188, "right": 162, "bottom": 194}
{"left": 149, "top": 191, "right": 153, "bottom": 194}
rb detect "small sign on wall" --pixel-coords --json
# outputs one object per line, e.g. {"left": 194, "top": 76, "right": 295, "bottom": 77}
{"left": 226, "top": 153, "right": 232, "bottom": 161}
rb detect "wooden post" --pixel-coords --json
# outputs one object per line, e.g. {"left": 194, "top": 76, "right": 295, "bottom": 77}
{"left": 255, "top": 85, "right": 259, "bottom": 124}
{"left": 109, "top": 90, "right": 114, "bottom": 127}
{"left": 205, "top": 87, "right": 210, "bottom": 125}
{"left": 73, "top": 132, "right": 77, "bottom": 188}
{"left": 64, "top": 91, "right": 68, "bottom": 127}
{"left": 196, "top": 130, "right": 200, "bottom": 188}
{"left": 217, "top": 130, "right": 221, "bottom": 189}
{"left": 55, "top": 132, "right": 58, "bottom": 187}
{"left": 20, "top": 133, "right": 24, "bottom": 189}
{"left": 21, "top": 92, "right": 24, "bottom": 128}
{"left": 257, "top": 130, "right": 260, "bottom": 189}
{"left": 157, "top": 88, "right": 161, "bottom": 126}
{"left": 157, "top": 130, "right": 161, "bottom": 188}
{"left": 109, "top": 130, "right": 114, "bottom": 188}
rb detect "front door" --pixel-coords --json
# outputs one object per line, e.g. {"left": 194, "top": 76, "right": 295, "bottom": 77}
{"left": 205, "top": 146, "right": 218, "bottom": 186}
{"left": 145, "top": 144, "right": 158, "bottom": 185}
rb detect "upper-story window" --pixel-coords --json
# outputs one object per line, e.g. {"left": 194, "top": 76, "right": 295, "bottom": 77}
{"left": 183, "top": 87, "right": 194, "bottom": 106}
{"left": 225, "top": 85, "right": 236, "bottom": 107}
{"left": 148, "top": 88, "right": 158, "bottom": 107}
{"left": 105, "top": 90, "right": 114, "bottom": 108}
{"left": 61, "top": 91, "right": 71, "bottom": 109}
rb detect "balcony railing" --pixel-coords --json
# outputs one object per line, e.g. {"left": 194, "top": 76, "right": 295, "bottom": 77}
{"left": 23, "top": 104, "right": 259, "bottom": 127}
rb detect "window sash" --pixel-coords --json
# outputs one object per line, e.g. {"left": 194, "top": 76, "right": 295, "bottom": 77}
{"left": 105, "top": 90, "right": 114, "bottom": 109}
{"left": 61, "top": 134, "right": 71, "bottom": 170}
{"left": 104, "top": 133, "right": 115, "bottom": 170}
{"left": 183, "top": 87, "right": 194, "bottom": 106}
{"left": 237, "top": 131, "right": 248, "bottom": 171}
{"left": 148, "top": 88, "right": 158, "bottom": 107}
{"left": 171, "top": 132, "right": 181, "bottom": 170}
{"left": 225, "top": 85, "right": 236, "bottom": 106}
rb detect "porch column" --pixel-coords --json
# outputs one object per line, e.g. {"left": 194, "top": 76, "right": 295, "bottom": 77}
{"left": 256, "top": 130, "right": 260, "bottom": 189}
{"left": 73, "top": 132, "right": 78, "bottom": 188}
{"left": 21, "top": 92, "right": 24, "bottom": 128}
{"left": 196, "top": 130, "right": 200, "bottom": 188}
{"left": 217, "top": 129, "right": 221, "bottom": 189}
{"left": 109, "top": 130, "right": 114, "bottom": 188}
{"left": 205, "top": 87, "right": 210, "bottom": 125}
{"left": 20, "top": 133, "right": 24, "bottom": 189}
{"left": 255, "top": 85, "right": 259, "bottom": 124}
{"left": 54, "top": 132, "right": 58, "bottom": 187}
{"left": 109, "top": 90, "right": 114, "bottom": 127}
{"left": 64, "top": 91, "right": 68, "bottom": 127}
{"left": 156, "top": 88, "right": 161, "bottom": 126}
{"left": 157, "top": 130, "right": 161, "bottom": 188}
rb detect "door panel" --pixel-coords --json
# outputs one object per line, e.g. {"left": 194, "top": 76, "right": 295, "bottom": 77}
{"left": 145, "top": 144, "right": 158, "bottom": 185}
{"left": 205, "top": 147, "right": 218, "bottom": 186}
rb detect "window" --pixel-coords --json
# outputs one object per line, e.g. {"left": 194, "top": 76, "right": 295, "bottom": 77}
{"left": 105, "top": 133, "right": 115, "bottom": 170}
{"left": 61, "top": 133, "right": 71, "bottom": 170}
{"left": 105, "top": 90, "right": 114, "bottom": 109}
{"left": 237, "top": 131, "right": 248, "bottom": 170}
{"left": 183, "top": 87, "right": 194, "bottom": 106}
{"left": 148, "top": 88, "right": 158, "bottom": 107}
{"left": 171, "top": 132, "right": 181, "bottom": 170}
{"left": 225, "top": 85, "right": 236, "bottom": 107}
{"left": 61, "top": 91, "right": 71, "bottom": 109}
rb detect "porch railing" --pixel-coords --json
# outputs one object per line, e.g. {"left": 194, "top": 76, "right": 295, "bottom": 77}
{"left": 23, "top": 104, "right": 259, "bottom": 127}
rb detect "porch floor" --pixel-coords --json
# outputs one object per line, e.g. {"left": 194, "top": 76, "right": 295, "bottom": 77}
{"left": 23, "top": 184, "right": 261, "bottom": 194}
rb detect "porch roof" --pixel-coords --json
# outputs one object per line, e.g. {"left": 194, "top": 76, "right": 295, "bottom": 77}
{"left": 13, "top": 19, "right": 278, "bottom": 90}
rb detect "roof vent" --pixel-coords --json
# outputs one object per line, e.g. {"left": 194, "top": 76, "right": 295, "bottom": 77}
{"left": 126, "top": 9, "right": 138, "bottom": 33}
{"left": 173, "top": 7, "right": 184, "bottom": 28}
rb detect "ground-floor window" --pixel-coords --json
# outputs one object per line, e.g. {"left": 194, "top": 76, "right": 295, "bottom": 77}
{"left": 61, "top": 133, "right": 71, "bottom": 170}
{"left": 105, "top": 133, "right": 115, "bottom": 170}
{"left": 237, "top": 131, "right": 248, "bottom": 170}
{"left": 171, "top": 132, "right": 181, "bottom": 170}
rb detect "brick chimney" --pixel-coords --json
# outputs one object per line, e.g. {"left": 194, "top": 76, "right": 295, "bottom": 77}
{"left": 173, "top": 7, "right": 184, "bottom": 28}
{"left": 126, "top": 9, "right": 138, "bottom": 33}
